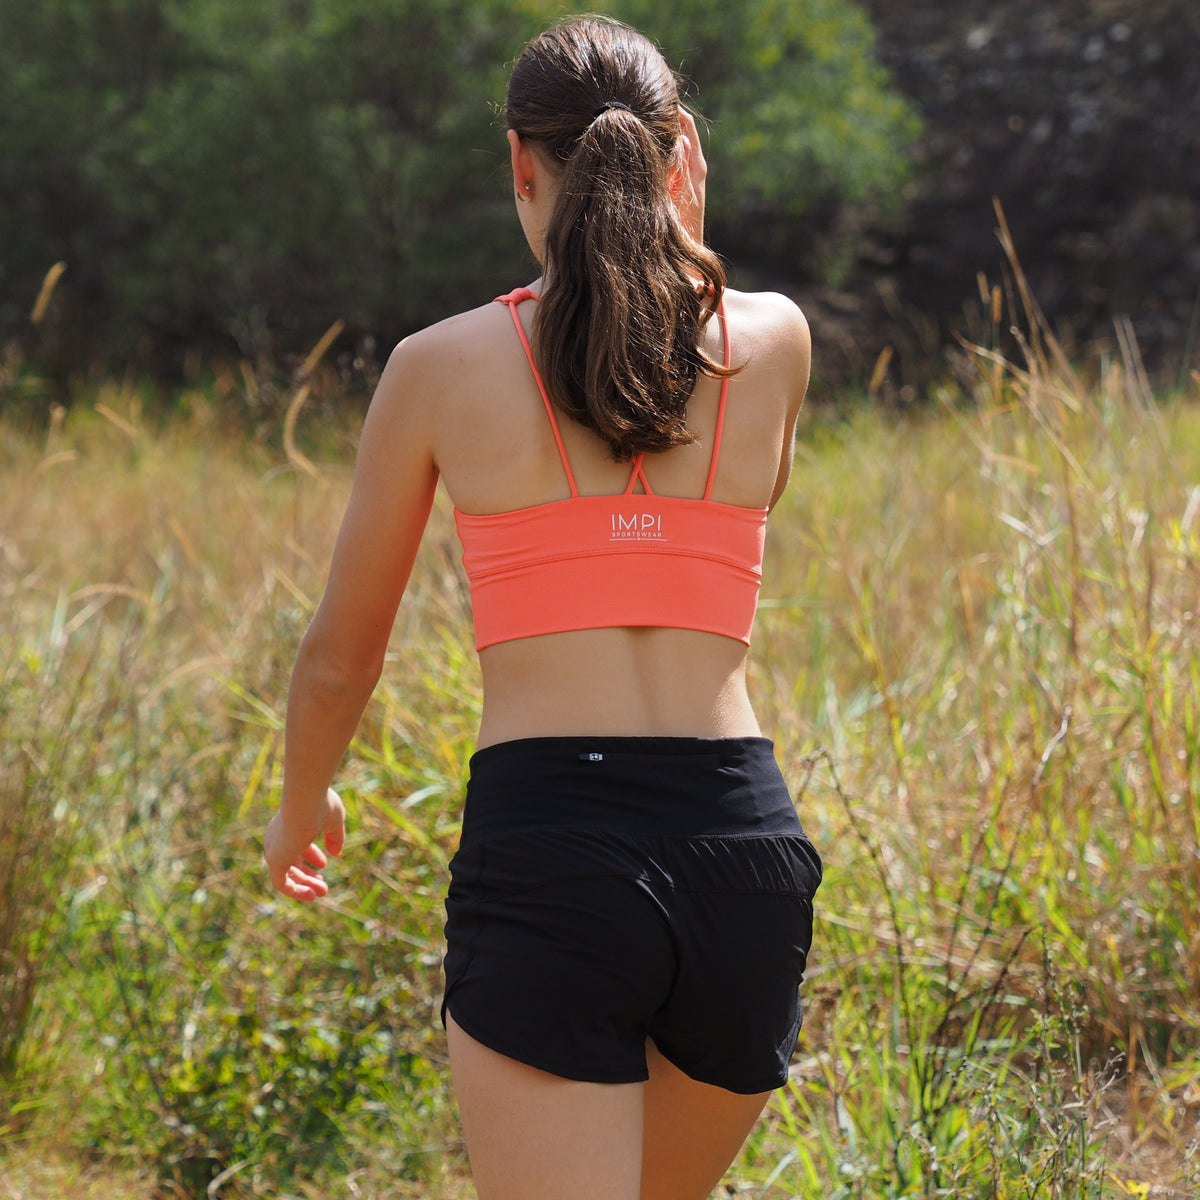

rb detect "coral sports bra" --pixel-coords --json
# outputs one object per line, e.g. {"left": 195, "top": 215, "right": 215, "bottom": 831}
{"left": 454, "top": 288, "right": 769, "bottom": 651}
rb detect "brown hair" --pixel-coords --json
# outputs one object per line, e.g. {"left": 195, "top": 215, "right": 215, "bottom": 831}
{"left": 505, "top": 16, "right": 734, "bottom": 461}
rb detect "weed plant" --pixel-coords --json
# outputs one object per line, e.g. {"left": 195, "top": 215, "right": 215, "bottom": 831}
{"left": 2, "top": 259, "right": 1200, "bottom": 1196}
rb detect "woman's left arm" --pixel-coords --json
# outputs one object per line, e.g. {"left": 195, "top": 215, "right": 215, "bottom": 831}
{"left": 263, "top": 337, "right": 439, "bottom": 901}
{"left": 769, "top": 301, "right": 811, "bottom": 510}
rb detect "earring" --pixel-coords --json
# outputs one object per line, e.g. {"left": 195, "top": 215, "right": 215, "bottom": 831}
{"left": 517, "top": 183, "right": 532, "bottom": 204}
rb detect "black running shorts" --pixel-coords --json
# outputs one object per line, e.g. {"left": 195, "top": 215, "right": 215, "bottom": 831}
{"left": 442, "top": 736, "right": 822, "bottom": 1095}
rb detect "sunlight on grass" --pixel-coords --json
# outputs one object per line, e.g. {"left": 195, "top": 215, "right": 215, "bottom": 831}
{"left": 3, "top": 291, "right": 1200, "bottom": 1197}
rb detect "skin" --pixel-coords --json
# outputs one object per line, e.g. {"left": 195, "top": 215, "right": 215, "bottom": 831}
{"left": 263, "top": 104, "right": 812, "bottom": 1198}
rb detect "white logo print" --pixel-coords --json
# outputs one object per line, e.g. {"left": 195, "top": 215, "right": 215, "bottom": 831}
{"left": 610, "top": 513, "right": 665, "bottom": 541}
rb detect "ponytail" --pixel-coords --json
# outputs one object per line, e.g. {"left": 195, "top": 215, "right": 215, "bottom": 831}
{"left": 506, "top": 18, "right": 736, "bottom": 461}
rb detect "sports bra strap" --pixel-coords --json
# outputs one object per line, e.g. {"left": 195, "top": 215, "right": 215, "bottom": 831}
{"left": 702, "top": 300, "right": 732, "bottom": 502}
{"left": 494, "top": 289, "right": 579, "bottom": 498}
{"left": 623, "top": 456, "right": 655, "bottom": 496}
{"left": 494, "top": 289, "right": 731, "bottom": 503}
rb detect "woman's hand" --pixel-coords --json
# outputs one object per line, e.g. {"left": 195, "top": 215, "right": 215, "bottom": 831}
{"left": 263, "top": 788, "right": 346, "bottom": 901}
{"left": 674, "top": 106, "right": 708, "bottom": 245}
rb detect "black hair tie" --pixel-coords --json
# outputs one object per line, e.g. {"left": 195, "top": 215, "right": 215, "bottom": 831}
{"left": 593, "top": 100, "right": 633, "bottom": 119}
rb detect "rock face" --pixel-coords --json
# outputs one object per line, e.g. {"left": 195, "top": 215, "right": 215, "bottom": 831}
{"left": 814, "top": 0, "right": 1200, "bottom": 388}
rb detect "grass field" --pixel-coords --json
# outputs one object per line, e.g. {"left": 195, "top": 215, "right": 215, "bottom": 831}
{"left": 2, "top": 307, "right": 1200, "bottom": 1197}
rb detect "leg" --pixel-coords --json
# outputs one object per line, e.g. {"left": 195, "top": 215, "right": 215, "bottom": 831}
{"left": 447, "top": 1013, "right": 644, "bottom": 1200}
{"left": 640, "top": 1040, "right": 772, "bottom": 1200}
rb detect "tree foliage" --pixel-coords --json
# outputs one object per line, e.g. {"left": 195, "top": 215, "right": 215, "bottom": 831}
{"left": 0, "top": 0, "right": 918, "bottom": 370}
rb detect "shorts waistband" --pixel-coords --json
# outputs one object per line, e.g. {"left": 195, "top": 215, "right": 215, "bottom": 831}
{"left": 470, "top": 735, "right": 776, "bottom": 768}
{"left": 460, "top": 735, "right": 801, "bottom": 844}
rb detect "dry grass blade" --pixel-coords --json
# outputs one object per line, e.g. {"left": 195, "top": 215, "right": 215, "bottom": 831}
{"left": 29, "top": 262, "right": 66, "bottom": 326}
{"left": 282, "top": 320, "right": 345, "bottom": 479}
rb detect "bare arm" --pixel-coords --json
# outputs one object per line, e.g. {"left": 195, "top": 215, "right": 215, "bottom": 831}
{"left": 675, "top": 110, "right": 808, "bottom": 510}
{"left": 770, "top": 303, "right": 812, "bottom": 509}
{"left": 263, "top": 337, "right": 439, "bottom": 900}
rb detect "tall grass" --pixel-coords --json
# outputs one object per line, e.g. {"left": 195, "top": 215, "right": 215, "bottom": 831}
{"left": 739, "top": 238, "right": 1200, "bottom": 1197}
{"left": 2, "top": 273, "right": 1200, "bottom": 1197}
{"left": 0, "top": 385, "right": 477, "bottom": 1195}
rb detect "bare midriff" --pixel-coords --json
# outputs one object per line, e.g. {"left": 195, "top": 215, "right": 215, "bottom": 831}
{"left": 474, "top": 626, "right": 761, "bottom": 749}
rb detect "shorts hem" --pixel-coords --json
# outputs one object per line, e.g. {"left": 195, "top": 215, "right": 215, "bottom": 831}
{"left": 444, "top": 1001, "right": 650, "bottom": 1086}
{"left": 651, "top": 1041, "right": 789, "bottom": 1096}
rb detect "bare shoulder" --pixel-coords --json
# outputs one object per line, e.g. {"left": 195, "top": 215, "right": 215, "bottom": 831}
{"left": 720, "top": 288, "right": 811, "bottom": 414}
{"left": 378, "top": 300, "right": 511, "bottom": 404}
{"left": 401, "top": 299, "right": 513, "bottom": 356}
{"left": 722, "top": 288, "right": 810, "bottom": 359}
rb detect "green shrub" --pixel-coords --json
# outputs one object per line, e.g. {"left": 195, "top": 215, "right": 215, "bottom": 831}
{"left": 0, "top": 0, "right": 917, "bottom": 373}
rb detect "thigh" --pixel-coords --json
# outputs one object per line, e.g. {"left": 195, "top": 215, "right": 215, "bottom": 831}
{"left": 447, "top": 1013, "right": 644, "bottom": 1200}
{"left": 640, "top": 1039, "right": 772, "bottom": 1200}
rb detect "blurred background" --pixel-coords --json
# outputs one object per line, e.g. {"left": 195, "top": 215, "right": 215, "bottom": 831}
{"left": 4, "top": 0, "right": 1197, "bottom": 399}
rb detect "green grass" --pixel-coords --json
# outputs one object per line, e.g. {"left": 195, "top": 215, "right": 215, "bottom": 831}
{"left": 2, "top": 318, "right": 1200, "bottom": 1197}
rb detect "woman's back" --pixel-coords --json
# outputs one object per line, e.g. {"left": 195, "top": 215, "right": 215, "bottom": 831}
{"left": 410, "top": 283, "right": 810, "bottom": 747}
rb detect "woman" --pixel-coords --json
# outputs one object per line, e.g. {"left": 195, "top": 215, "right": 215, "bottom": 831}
{"left": 264, "top": 16, "right": 819, "bottom": 1200}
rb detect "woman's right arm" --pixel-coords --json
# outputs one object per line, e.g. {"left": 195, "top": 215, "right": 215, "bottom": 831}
{"left": 263, "top": 337, "right": 440, "bottom": 901}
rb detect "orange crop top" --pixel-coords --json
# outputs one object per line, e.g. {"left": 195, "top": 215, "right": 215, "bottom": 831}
{"left": 454, "top": 288, "right": 769, "bottom": 651}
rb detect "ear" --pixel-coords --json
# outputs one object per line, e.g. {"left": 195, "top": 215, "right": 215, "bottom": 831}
{"left": 508, "top": 129, "right": 536, "bottom": 197}
{"left": 668, "top": 133, "right": 691, "bottom": 199}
